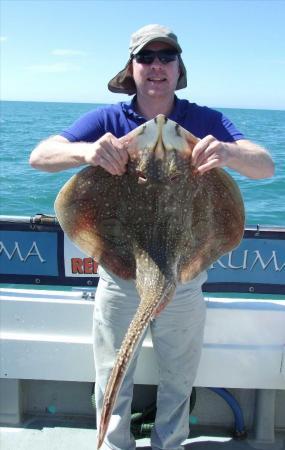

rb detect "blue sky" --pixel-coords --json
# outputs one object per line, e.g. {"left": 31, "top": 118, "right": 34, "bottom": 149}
{"left": 1, "top": 0, "right": 285, "bottom": 109}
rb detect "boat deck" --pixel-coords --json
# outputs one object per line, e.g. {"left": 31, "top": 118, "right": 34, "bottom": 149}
{"left": 1, "top": 418, "right": 284, "bottom": 450}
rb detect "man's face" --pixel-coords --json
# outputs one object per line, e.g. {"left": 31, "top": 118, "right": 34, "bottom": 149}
{"left": 130, "top": 41, "right": 181, "bottom": 99}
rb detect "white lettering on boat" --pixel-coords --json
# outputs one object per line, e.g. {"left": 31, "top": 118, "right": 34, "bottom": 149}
{"left": 210, "top": 250, "right": 285, "bottom": 272}
{"left": 0, "top": 241, "right": 46, "bottom": 263}
{"left": 249, "top": 250, "right": 285, "bottom": 272}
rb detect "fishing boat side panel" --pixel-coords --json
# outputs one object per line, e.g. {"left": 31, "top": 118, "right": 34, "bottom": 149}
{"left": 0, "top": 215, "right": 284, "bottom": 294}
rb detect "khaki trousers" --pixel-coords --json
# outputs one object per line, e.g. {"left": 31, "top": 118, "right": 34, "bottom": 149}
{"left": 93, "top": 267, "right": 206, "bottom": 450}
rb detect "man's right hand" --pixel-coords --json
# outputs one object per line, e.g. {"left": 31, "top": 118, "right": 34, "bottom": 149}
{"left": 85, "top": 133, "right": 129, "bottom": 176}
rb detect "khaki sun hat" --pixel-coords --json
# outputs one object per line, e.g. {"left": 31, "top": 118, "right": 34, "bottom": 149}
{"left": 108, "top": 24, "right": 187, "bottom": 95}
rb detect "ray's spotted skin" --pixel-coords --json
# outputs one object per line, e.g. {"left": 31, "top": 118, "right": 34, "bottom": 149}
{"left": 54, "top": 115, "right": 245, "bottom": 449}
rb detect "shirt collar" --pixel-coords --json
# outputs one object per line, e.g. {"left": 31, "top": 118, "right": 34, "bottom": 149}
{"left": 121, "top": 95, "right": 187, "bottom": 122}
{"left": 121, "top": 96, "right": 144, "bottom": 121}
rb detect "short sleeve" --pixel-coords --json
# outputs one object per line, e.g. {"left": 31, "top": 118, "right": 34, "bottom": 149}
{"left": 211, "top": 111, "right": 245, "bottom": 142}
{"left": 60, "top": 109, "right": 105, "bottom": 143}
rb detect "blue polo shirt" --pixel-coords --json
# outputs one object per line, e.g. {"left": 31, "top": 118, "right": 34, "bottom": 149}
{"left": 60, "top": 96, "right": 244, "bottom": 143}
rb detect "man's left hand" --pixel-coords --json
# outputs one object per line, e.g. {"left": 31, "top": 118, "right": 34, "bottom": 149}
{"left": 191, "top": 135, "right": 230, "bottom": 174}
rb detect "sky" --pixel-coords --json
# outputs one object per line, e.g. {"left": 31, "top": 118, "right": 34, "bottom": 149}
{"left": 1, "top": 0, "right": 285, "bottom": 109}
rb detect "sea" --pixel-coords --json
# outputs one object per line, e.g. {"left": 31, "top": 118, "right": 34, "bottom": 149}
{"left": 1, "top": 100, "right": 285, "bottom": 227}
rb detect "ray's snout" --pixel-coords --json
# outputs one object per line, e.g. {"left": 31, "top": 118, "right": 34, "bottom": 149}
{"left": 126, "top": 115, "right": 198, "bottom": 183}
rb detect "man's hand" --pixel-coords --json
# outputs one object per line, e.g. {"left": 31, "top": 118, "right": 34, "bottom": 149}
{"left": 191, "top": 136, "right": 274, "bottom": 179}
{"left": 85, "top": 133, "right": 129, "bottom": 176}
{"left": 191, "top": 135, "right": 230, "bottom": 174}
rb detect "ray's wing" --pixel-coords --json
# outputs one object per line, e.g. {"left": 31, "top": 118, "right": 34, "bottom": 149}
{"left": 178, "top": 167, "right": 245, "bottom": 283}
{"left": 55, "top": 165, "right": 136, "bottom": 279}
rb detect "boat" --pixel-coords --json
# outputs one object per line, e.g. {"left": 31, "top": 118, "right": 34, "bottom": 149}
{"left": 0, "top": 214, "right": 284, "bottom": 449}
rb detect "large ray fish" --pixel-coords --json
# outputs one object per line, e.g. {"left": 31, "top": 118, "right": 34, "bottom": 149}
{"left": 54, "top": 115, "right": 245, "bottom": 449}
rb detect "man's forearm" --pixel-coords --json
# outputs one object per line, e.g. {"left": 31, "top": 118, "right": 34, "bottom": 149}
{"left": 226, "top": 139, "right": 275, "bottom": 179}
{"left": 29, "top": 136, "right": 89, "bottom": 172}
{"left": 30, "top": 132, "right": 129, "bottom": 176}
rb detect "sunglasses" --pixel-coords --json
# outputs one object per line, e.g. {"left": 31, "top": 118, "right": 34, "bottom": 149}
{"left": 133, "top": 49, "right": 179, "bottom": 65}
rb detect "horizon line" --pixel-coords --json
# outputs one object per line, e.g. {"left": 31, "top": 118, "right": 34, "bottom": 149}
{"left": 1, "top": 98, "right": 284, "bottom": 112}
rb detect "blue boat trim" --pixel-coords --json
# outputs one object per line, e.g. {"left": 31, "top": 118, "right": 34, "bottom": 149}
{"left": 204, "top": 283, "right": 285, "bottom": 295}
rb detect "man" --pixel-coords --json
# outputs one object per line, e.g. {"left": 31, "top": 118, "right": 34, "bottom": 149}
{"left": 30, "top": 24, "right": 274, "bottom": 450}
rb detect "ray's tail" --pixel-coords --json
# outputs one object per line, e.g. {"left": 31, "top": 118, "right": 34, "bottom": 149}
{"left": 96, "top": 279, "right": 176, "bottom": 449}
